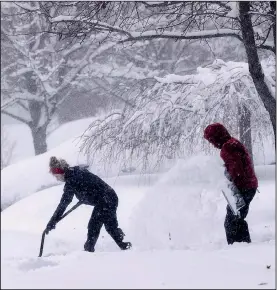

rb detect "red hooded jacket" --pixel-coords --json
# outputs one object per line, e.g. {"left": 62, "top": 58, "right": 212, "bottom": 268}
{"left": 204, "top": 123, "right": 258, "bottom": 190}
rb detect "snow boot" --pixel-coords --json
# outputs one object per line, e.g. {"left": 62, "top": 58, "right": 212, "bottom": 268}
{"left": 119, "top": 241, "right": 132, "bottom": 250}
{"left": 84, "top": 240, "right": 95, "bottom": 252}
{"left": 107, "top": 227, "right": 132, "bottom": 250}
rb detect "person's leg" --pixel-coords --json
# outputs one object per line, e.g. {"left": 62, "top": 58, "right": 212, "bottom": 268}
{"left": 236, "top": 219, "right": 251, "bottom": 243}
{"left": 224, "top": 205, "right": 239, "bottom": 244}
{"left": 235, "top": 189, "right": 256, "bottom": 243}
{"left": 102, "top": 203, "right": 131, "bottom": 250}
{"left": 84, "top": 206, "right": 103, "bottom": 252}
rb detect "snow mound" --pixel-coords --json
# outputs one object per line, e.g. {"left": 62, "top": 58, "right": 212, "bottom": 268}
{"left": 1, "top": 138, "right": 88, "bottom": 211}
{"left": 128, "top": 155, "right": 275, "bottom": 251}
{"left": 128, "top": 155, "right": 227, "bottom": 250}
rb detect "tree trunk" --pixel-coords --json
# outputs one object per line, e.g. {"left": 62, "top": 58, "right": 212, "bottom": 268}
{"left": 239, "top": 2, "right": 276, "bottom": 147}
{"left": 270, "top": 1, "right": 276, "bottom": 52}
{"left": 238, "top": 104, "right": 253, "bottom": 162}
{"left": 31, "top": 125, "right": 48, "bottom": 155}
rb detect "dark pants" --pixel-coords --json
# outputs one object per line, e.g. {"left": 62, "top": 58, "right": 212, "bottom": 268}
{"left": 84, "top": 195, "right": 126, "bottom": 251}
{"left": 224, "top": 188, "right": 256, "bottom": 245}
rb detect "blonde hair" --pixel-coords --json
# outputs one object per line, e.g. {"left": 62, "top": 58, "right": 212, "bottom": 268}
{"left": 49, "top": 156, "right": 69, "bottom": 169}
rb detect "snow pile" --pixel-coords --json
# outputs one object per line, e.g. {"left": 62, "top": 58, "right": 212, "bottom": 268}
{"left": 128, "top": 154, "right": 275, "bottom": 251}
{"left": 129, "top": 154, "right": 228, "bottom": 250}
{"left": 1, "top": 138, "right": 88, "bottom": 210}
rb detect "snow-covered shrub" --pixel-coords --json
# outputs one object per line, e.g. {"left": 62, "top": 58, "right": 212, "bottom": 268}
{"left": 81, "top": 58, "right": 275, "bottom": 170}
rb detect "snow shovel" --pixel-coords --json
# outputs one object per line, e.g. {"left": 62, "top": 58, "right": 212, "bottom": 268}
{"left": 222, "top": 190, "right": 246, "bottom": 217}
{"left": 38, "top": 201, "right": 82, "bottom": 257}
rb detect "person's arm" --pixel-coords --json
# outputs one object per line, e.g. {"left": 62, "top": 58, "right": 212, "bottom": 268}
{"left": 46, "top": 185, "right": 74, "bottom": 233}
{"left": 221, "top": 142, "right": 244, "bottom": 188}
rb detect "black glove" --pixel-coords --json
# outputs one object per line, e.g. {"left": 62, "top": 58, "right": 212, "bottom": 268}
{"left": 45, "top": 221, "right": 56, "bottom": 234}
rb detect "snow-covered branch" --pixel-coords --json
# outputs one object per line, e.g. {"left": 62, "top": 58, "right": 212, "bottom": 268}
{"left": 119, "top": 29, "right": 243, "bottom": 43}
{"left": 81, "top": 59, "right": 275, "bottom": 169}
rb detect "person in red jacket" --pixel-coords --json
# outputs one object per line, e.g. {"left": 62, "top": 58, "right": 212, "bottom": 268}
{"left": 204, "top": 123, "right": 258, "bottom": 244}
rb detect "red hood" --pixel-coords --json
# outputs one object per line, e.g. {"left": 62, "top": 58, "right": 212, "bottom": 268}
{"left": 204, "top": 123, "right": 231, "bottom": 148}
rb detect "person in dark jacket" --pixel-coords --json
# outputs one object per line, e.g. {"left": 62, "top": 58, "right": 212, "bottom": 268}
{"left": 46, "top": 156, "right": 132, "bottom": 252}
{"left": 204, "top": 123, "right": 258, "bottom": 245}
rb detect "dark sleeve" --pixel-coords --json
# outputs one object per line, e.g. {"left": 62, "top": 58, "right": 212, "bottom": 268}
{"left": 48, "top": 185, "right": 74, "bottom": 224}
{"left": 221, "top": 142, "right": 244, "bottom": 186}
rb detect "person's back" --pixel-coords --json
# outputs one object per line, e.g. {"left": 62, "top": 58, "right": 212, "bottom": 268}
{"left": 204, "top": 123, "right": 258, "bottom": 191}
{"left": 220, "top": 137, "right": 258, "bottom": 190}
{"left": 64, "top": 166, "right": 117, "bottom": 206}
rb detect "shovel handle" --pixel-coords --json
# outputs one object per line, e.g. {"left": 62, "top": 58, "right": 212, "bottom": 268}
{"left": 38, "top": 201, "right": 82, "bottom": 257}
{"left": 38, "top": 229, "right": 47, "bottom": 257}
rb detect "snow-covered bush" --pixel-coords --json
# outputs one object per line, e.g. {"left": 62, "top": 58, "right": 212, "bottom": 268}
{"left": 81, "top": 58, "right": 275, "bottom": 169}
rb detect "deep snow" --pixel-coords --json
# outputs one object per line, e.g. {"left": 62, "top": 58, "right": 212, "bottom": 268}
{"left": 1, "top": 118, "right": 275, "bottom": 289}
{"left": 1, "top": 157, "right": 275, "bottom": 288}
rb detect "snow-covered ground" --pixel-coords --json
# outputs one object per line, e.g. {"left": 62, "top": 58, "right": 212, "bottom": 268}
{"left": 1, "top": 157, "right": 275, "bottom": 288}
{"left": 1, "top": 240, "right": 274, "bottom": 289}
{"left": 1, "top": 118, "right": 275, "bottom": 289}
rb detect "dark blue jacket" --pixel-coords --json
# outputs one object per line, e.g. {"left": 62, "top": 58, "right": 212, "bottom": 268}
{"left": 49, "top": 166, "right": 118, "bottom": 224}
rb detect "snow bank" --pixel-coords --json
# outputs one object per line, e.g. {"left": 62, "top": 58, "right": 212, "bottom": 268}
{"left": 1, "top": 135, "right": 161, "bottom": 211}
{"left": 1, "top": 138, "right": 88, "bottom": 211}
{"left": 1, "top": 118, "right": 98, "bottom": 210}
{"left": 128, "top": 155, "right": 275, "bottom": 251}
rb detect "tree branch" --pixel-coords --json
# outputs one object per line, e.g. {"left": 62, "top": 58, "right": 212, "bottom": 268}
{"left": 1, "top": 110, "right": 30, "bottom": 125}
{"left": 92, "top": 78, "right": 136, "bottom": 108}
{"left": 257, "top": 44, "right": 275, "bottom": 53}
{"left": 120, "top": 30, "right": 243, "bottom": 43}
{"left": 14, "top": 2, "right": 39, "bottom": 12}
{"left": 141, "top": 1, "right": 183, "bottom": 8}
{"left": 50, "top": 18, "right": 132, "bottom": 38}
{"left": 17, "top": 100, "right": 29, "bottom": 112}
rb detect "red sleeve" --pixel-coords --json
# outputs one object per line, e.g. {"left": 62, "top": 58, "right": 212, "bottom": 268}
{"left": 220, "top": 141, "right": 244, "bottom": 186}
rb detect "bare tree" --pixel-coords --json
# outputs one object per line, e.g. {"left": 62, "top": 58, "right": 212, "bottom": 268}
{"left": 1, "top": 2, "right": 117, "bottom": 154}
